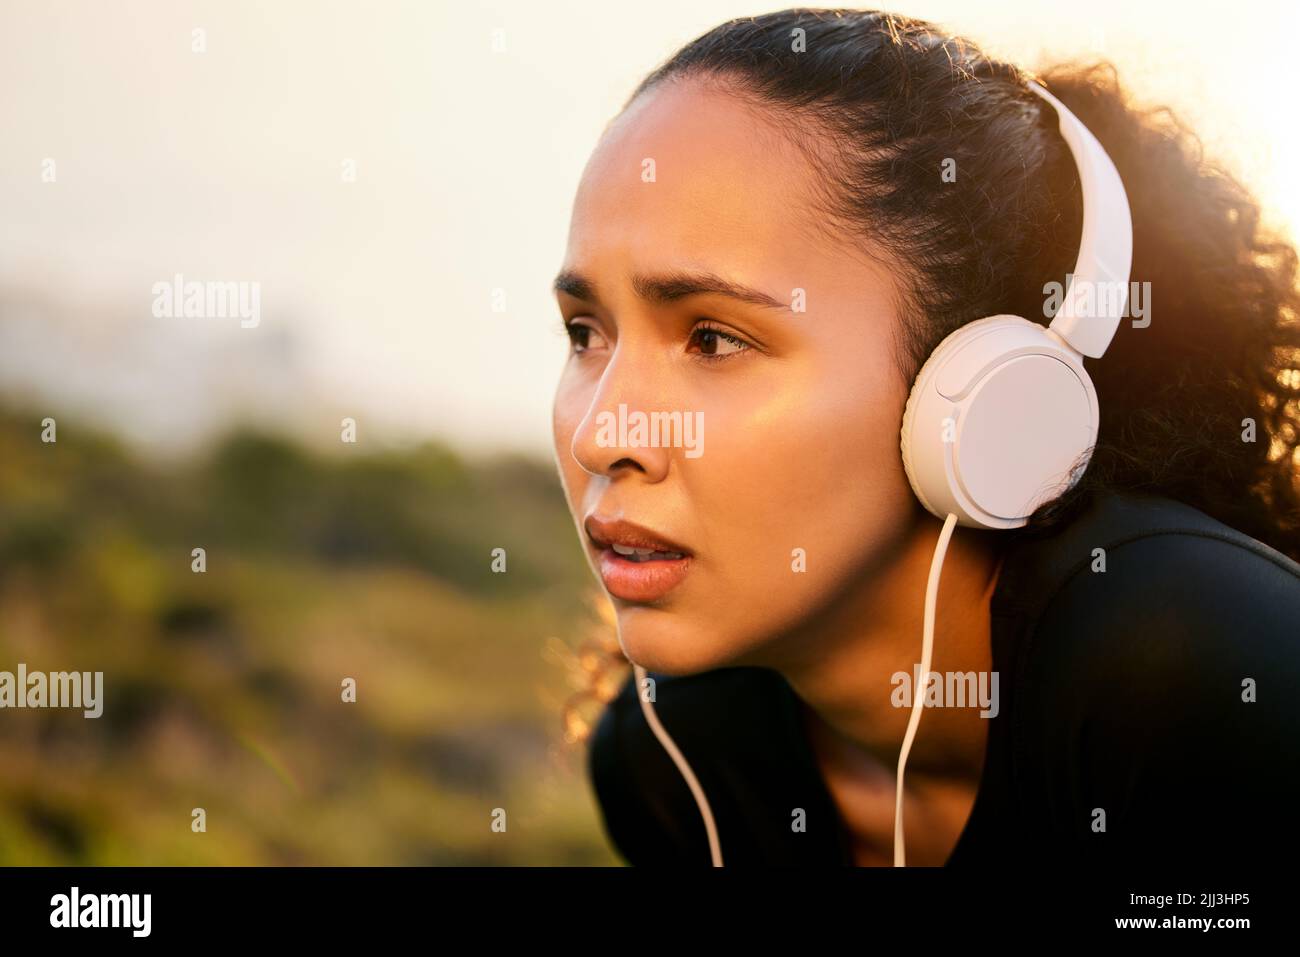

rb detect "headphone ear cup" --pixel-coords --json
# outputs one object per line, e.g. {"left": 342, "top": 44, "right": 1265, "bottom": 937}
{"left": 901, "top": 315, "right": 1099, "bottom": 530}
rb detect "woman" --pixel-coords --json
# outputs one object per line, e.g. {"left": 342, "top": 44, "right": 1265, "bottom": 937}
{"left": 550, "top": 9, "right": 1300, "bottom": 867}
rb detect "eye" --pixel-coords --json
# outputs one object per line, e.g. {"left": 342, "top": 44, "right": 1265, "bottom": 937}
{"left": 564, "top": 319, "right": 609, "bottom": 355}
{"left": 687, "top": 322, "right": 752, "bottom": 361}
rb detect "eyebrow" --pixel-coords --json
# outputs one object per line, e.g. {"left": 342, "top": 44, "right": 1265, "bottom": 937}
{"left": 552, "top": 268, "right": 789, "bottom": 312}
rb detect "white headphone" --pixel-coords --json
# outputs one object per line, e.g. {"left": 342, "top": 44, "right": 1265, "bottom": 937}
{"left": 630, "top": 79, "right": 1133, "bottom": 868}
{"left": 900, "top": 81, "right": 1133, "bottom": 529}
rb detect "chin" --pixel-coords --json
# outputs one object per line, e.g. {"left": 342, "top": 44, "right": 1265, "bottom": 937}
{"left": 611, "top": 601, "right": 771, "bottom": 677}
{"left": 610, "top": 603, "right": 727, "bottom": 676}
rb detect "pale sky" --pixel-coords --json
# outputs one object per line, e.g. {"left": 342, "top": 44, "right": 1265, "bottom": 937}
{"left": 1, "top": 0, "right": 1296, "bottom": 456}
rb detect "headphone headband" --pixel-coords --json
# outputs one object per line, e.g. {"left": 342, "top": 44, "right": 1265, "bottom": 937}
{"left": 1027, "top": 80, "right": 1133, "bottom": 358}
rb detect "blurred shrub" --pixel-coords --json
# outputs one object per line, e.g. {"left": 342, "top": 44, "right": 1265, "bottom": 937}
{"left": 0, "top": 405, "right": 615, "bottom": 865}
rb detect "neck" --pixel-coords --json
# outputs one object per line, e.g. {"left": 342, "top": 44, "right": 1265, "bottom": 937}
{"left": 754, "top": 507, "right": 1007, "bottom": 781}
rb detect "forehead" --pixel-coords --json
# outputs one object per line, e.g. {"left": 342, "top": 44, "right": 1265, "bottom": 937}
{"left": 565, "top": 78, "right": 836, "bottom": 278}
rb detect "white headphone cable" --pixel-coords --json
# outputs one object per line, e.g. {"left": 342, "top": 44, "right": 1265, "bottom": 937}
{"left": 632, "top": 662, "right": 724, "bottom": 866}
{"left": 628, "top": 509, "right": 957, "bottom": 869}
{"left": 894, "top": 510, "right": 959, "bottom": 866}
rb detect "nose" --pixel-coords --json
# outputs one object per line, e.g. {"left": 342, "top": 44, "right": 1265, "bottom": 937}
{"left": 568, "top": 346, "right": 672, "bottom": 483}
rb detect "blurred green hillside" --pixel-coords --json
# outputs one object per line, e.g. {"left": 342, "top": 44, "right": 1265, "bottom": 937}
{"left": 0, "top": 406, "right": 625, "bottom": 864}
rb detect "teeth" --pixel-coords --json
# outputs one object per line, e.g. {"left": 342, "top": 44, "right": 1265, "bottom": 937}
{"left": 610, "top": 542, "right": 685, "bottom": 561}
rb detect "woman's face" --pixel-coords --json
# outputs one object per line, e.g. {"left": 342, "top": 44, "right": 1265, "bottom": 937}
{"left": 552, "top": 77, "right": 920, "bottom": 675}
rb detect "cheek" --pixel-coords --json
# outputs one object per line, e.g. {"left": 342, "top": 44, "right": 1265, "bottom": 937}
{"left": 688, "top": 350, "right": 912, "bottom": 624}
{"left": 551, "top": 371, "right": 590, "bottom": 509}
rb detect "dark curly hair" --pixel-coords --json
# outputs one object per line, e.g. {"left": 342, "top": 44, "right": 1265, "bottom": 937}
{"left": 561, "top": 8, "right": 1300, "bottom": 739}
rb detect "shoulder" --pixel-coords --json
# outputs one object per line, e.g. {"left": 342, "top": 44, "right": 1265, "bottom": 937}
{"left": 1003, "top": 492, "right": 1300, "bottom": 864}
{"left": 587, "top": 666, "right": 790, "bottom": 865}
{"left": 1015, "top": 491, "right": 1300, "bottom": 693}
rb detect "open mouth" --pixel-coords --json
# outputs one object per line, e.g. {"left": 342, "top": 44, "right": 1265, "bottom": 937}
{"left": 584, "top": 515, "right": 694, "bottom": 602}
{"left": 607, "top": 543, "right": 688, "bottom": 562}
{"left": 584, "top": 514, "right": 692, "bottom": 557}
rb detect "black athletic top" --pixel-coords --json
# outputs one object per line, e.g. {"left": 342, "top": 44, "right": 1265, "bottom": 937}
{"left": 587, "top": 491, "right": 1300, "bottom": 867}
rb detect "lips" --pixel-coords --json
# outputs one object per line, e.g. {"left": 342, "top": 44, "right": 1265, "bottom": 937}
{"left": 584, "top": 515, "right": 694, "bottom": 603}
